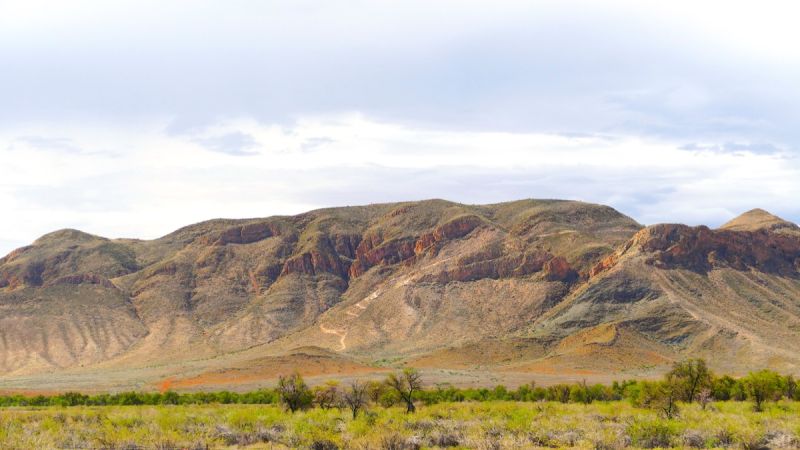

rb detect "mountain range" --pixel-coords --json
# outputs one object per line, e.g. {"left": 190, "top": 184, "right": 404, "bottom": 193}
{"left": 1, "top": 199, "right": 799, "bottom": 392}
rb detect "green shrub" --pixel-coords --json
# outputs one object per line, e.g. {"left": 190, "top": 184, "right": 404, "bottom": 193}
{"left": 628, "top": 420, "right": 678, "bottom": 448}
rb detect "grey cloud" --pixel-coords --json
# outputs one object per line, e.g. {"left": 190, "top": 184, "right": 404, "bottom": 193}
{"left": 680, "top": 142, "right": 784, "bottom": 155}
{"left": 1, "top": 2, "right": 799, "bottom": 150}
{"left": 192, "top": 132, "right": 259, "bottom": 156}
{"left": 301, "top": 137, "right": 336, "bottom": 152}
{"left": 10, "top": 136, "right": 82, "bottom": 153}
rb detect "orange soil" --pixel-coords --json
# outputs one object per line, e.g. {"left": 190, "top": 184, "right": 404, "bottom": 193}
{"left": 162, "top": 353, "right": 386, "bottom": 390}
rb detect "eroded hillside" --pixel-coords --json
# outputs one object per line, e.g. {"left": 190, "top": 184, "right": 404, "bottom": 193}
{"left": 1, "top": 199, "right": 799, "bottom": 389}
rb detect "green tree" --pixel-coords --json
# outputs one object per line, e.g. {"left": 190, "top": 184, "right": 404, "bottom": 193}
{"left": 386, "top": 368, "right": 423, "bottom": 413}
{"left": 277, "top": 372, "right": 313, "bottom": 413}
{"left": 365, "top": 380, "right": 388, "bottom": 404}
{"left": 712, "top": 375, "right": 736, "bottom": 401}
{"left": 633, "top": 378, "right": 681, "bottom": 419}
{"left": 784, "top": 375, "right": 797, "bottom": 400}
{"left": 743, "top": 369, "right": 782, "bottom": 412}
{"left": 569, "top": 380, "right": 602, "bottom": 404}
{"left": 160, "top": 390, "right": 180, "bottom": 405}
{"left": 668, "top": 358, "right": 712, "bottom": 403}
{"left": 313, "top": 380, "right": 340, "bottom": 409}
{"left": 548, "top": 384, "right": 572, "bottom": 403}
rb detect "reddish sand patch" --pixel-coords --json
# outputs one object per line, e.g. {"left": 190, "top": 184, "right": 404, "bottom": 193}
{"left": 158, "top": 378, "right": 174, "bottom": 393}
{"left": 163, "top": 352, "right": 385, "bottom": 390}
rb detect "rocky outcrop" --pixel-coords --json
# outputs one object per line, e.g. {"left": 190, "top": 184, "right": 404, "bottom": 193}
{"left": 46, "top": 273, "right": 118, "bottom": 290}
{"left": 416, "top": 249, "right": 582, "bottom": 284}
{"left": 202, "top": 222, "right": 283, "bottom": 245}
{"left": 589, "top": 239, "right": 636, "bottom": 277}
{"left": 347, "top": 216, "right": 485, "bottom": 279}
{"left": 414, "top": 215, "right": 483, "bottom": 254}
{"left": 333, "top": 234, "right": 361, "bottom": 259}
{"left": 591, "top": 224, "right": 800, "bottom": 277}
{"left": 543, "top": 256, "right": 579, "bottom": 282}
{"left": 349, "top": 236, "right": 417, "bottom": 278}
{"left": 281, "top": 250, "right": 350, "bottom": 279}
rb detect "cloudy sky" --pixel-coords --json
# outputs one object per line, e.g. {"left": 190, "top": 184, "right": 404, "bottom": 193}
{"left": 2, "top": 0, "right": 800, "bottom": 255}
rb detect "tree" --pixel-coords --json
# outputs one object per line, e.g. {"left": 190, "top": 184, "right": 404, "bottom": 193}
{"left": 569, "top": 380, "right": 596, "bottom": 404}
{"left": 731, "top": 380, "right": 748, "bottom": 401}
{"left": 743, "top": 370, "right": 782, "bottom": 412}
{"left": 161, "top": 390, "right": 180, "bottom": 405}
{"left": 277, "top": 372, "right": 313, "bottom": 413}
{"left": 784, "top": 375, "right": 797, "bottom": 400}
{"left": 365, "top": 380, "right": 388, "bottom": 404}
{"left": 386, "top": 368, "right": 423, "bottom": 413}
{"left": 342, "top": 381, "right": 369, "bottom": 419}
{"left": 668, "top": 358, "right": 712, "bottom": 403}
{"left": 548, "top": 384, "right": 572, "bottom": 403}
{"left": 712, "top": 375, "right": 737, "bottom": 401}
{"left": 633, "top": 378, "right": 680, "bottom": 419}
{"left": 313, "top": 380, "right": 340, "bottom": 410}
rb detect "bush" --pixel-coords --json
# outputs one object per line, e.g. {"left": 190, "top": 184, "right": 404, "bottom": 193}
{"left": 380, "top": 433, "right": 420, "bottom": 450}
{"left": 630, "top": 380, "right": 680, "bottom": 419}
{"left": 310, "top": 439, "right": 339, "bottom": 450}
{"left": 277, "top": 372, "right": 313, "bottom": 413}
{"left": 682, "top": 429, "right": 706, "bottom": 448}
{"left": 743, "top": 370, "right": 783, "bottom": 411}
{"left": 628, "top": 420, "right": 677, "bottom": 448}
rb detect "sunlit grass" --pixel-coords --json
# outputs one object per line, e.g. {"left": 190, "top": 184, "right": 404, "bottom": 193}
{"left": 1, "top": 401, "right": 799, "bottom": 448}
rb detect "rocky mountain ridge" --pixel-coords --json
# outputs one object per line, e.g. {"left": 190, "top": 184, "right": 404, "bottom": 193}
{"left": 1, "top": 199, "right": 799, "bottom": 389}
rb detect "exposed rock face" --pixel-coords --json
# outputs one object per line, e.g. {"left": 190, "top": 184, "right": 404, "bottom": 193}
{"left": 201, "top": 222, "right": 285, "bottom": 246}
{"left": 543, "top": 256, "right": 578, "bottom": 282}
{"left": 281, "top": 250, "right": 350, "bottom": 279}
{"left": 349, "top": 236, "right": 417, "bottom": 278}
{"left": 414, "top": 215, "right": 484, "bottom": 254}
{"left": 418, "top": 250, "right": 553, "bottom": 283}
{"left": 590, "top": 222, "right": 800, "bottom": 278}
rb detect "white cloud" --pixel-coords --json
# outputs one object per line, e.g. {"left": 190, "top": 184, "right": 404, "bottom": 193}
{"left": 1, "top": 114, "right": 798, "bottom": 256}
{"left": 2, "top": 1, "right": 800, "bottom": 256}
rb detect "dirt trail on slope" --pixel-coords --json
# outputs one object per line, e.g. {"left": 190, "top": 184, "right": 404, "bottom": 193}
{"left": 319, "top": 323, "right": 348, "bottom": 351}
{"left": 316, "top": 253, "right": 460, "bottom": 352}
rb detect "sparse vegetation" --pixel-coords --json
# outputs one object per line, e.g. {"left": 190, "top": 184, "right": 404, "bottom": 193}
{"left": 386, "top": 368, "right": 423, "bottom": 413}
{"left": 668, "top": 358, "right": 713, "bottom": 403}
{"left": 342, "top": 381, "right": 369, "bottom": 419}
{"left": 1, "top": 399, "right": 800, "bottom": 448}
{"left": 2, "top": 361, "right": 800, "bottom": 448}
{"left": 277, "top": 372, "right": 313, "bottom": 413}
{"left": 742, "top": 369, "right": 784, "bottom": 412}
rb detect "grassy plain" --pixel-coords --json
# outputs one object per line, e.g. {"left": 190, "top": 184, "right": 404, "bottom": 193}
{"left": 2, "top": 400, "right": 800, "bottom": 449}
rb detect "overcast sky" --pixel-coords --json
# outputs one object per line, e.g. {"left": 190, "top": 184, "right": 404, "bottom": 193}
{"left": 2, "top": 0, "right": 800, "bottom": 256}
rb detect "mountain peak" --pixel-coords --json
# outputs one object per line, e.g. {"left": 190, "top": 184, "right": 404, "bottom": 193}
{"left": 719, "top": 208, "right": 798, "bottom": 233}
{"left": 33, "top": 228, "right": 105, "bottom": 246}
